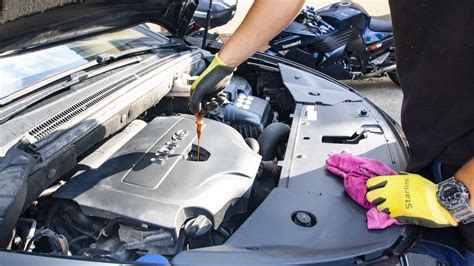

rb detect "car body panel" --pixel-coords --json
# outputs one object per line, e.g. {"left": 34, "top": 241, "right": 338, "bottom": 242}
{"left": 171, "top": 56, "right": 413, "bottom": 265}
{"left": 0, "top": 2, "right": 415, "bottom": 264}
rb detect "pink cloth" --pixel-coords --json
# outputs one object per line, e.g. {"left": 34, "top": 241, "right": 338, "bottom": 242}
{"left": 326, "top": 151, "right": 403, "bottom": 229}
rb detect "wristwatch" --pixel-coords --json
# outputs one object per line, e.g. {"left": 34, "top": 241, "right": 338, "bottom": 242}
{"left": 437, "top": 177, "right": 474, "bottom": 224}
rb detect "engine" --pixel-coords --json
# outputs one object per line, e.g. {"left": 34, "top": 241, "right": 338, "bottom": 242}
{"left": 51, "top": 114, "right": 261, "bottom": 256}
{"left": 9, "top": 70, "right": 290, "bottom": 262}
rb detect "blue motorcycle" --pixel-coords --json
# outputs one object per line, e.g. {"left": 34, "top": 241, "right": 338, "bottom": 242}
{"left": 268, "top": 2, "right": 399, "bottom": 85}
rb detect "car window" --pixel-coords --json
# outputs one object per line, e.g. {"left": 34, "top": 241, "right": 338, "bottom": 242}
{"left": 0, "top": 26, "right": 164, "bottom": 102}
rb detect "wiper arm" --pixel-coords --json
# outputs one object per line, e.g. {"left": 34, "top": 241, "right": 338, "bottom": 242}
{"left": 1, "top": 44, "right": 182, "bottom": 107}
{"left": 0, "top": 43, "right": 184, "bottom": 124}
{"left": 0, "top": 56, "right": 141, "bottom": 124}
{"left": 96, "top": 43, "right": 182, "bottom": 64}
{"left": 0, "top": 60, "right": 97, "bottom": 106}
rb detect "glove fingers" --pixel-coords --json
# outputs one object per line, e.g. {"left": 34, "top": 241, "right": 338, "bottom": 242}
{"left": 366, "top": 176, "right": 390, "bottom": 189}
{"left": 203, "top": 101, "right": 219, "bottom": 112}
{"left": 215, "top": 92, "right": 227, "bottom": 105}
{"left": 374, "top": 201, "right": 392, "bottom": 216}
{"left": 190, "top": 88, "right": 207, "bottom": 114}
{"left": 367, "top": 179, "right": 388, "bottom": 192}
{"left": 371, "top": 197, "right": 387, "bottom": 207}
{"left": 189, "top": 98, "right": 201, "bottom": 114}
{"left": 190, "top": 88, "right": 227, "bottom": 114}
{"left": 366, "top": 187, "right": 387, "bottom": 204}
{"left": 202, "top": 92, "right": 227, "bottom": 112}
{"left": 189, "top": 54, "right": 234, "bottom": 115}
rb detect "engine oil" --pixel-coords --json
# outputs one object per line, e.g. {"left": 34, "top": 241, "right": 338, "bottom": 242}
{"left": 195, "top": 114, "right": 204, "bottom": 161}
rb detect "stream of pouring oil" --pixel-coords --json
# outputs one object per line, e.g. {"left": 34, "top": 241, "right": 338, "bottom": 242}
{"left": 195, "top": 114, "right": 204, "bottom": 161}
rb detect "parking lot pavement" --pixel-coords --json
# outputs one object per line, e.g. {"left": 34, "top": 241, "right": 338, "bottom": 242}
{"left": 343, "top": 77, "right": 403, "bottom": 125}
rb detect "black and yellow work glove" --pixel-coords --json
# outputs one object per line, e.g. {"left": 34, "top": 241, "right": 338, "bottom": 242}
{"left": 366, "top": 173, "right": 458, "bottom": 228}
{"left": 189, "top": 54, "right": 235, "bottom": 115}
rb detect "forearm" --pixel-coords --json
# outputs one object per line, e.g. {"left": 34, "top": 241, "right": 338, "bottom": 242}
{"left": 456, "top": 158, "right": 474, "bottom": 207}
{"left": 219, "top": 0, "right": 304, "bottom": 67}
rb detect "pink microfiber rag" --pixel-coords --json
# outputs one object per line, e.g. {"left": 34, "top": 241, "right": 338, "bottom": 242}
{"left": 326, "top": 151, "right": 403, "bottom": 229}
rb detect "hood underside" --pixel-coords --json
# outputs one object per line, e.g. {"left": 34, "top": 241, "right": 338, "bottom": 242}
{"left": 0, "top": 0, "right": 197, "bottom": 55}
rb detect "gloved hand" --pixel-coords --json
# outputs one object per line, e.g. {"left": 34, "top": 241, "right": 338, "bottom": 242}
{"left": 326, "top": 151, "right": 402, "bottom": 229}
{"left": 366, "top": 173, "right": 458, "bottom": 228}
{"left": 326, "top": 151, "right": 398, "bottom": 209}
{"left": 189, "top": 54, "right": 235, "bottom": 114}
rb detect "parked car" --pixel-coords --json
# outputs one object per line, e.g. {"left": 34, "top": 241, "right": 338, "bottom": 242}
{"left": 0, "top": 1, "right": 419, "bottom": 265}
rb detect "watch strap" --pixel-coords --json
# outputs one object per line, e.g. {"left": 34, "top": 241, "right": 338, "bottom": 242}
{"left": 438, "top": 177, "right": 474, "bottom": 224}
{"left": 455, "top": 205, "right": 474, "bottom": 224}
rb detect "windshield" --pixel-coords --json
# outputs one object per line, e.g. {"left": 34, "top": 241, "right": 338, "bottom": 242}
{"left": 0, "top": 26, "right": 165, "bottom": 103}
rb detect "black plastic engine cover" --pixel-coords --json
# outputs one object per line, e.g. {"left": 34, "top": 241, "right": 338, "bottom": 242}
{"left": 54, "top": 115, "right": 261, "bottom": 237}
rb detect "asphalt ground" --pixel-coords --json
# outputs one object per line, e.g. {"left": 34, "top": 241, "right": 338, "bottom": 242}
{"left": 344, "top": 77, "right": 403, "bottom": 125}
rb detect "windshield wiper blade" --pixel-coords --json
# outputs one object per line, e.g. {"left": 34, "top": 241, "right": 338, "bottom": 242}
{"left": 0, "top": 44, "right": 182, "bottom": 107}
{"left": 0, "top": 56, "right": 142, "bottom": 124}
{"left": 95, "top": 43, "right": 182, "bottom": 64}
{"left": 0, "top": 43, "right": 185, "bottom": 124}
{"left": 0, "top": 60, "right": 98, "bottom": 106}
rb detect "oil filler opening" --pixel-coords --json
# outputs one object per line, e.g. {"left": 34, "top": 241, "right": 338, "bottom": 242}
{"left": 187, "top": 144, "right": 210, "bottom": 161}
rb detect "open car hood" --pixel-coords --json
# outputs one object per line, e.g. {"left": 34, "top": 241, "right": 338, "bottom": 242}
{"left": 0, "top": 0, "right": 197, "bottom": 55}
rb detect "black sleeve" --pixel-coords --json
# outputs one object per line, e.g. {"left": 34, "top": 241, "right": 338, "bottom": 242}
{"left": 460, "top": 223, "right": 474, "bottom": 252}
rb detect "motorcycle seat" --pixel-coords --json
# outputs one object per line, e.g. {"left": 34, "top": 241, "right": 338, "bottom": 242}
{"left": 369, "top": 14, "right": 392, "bottom": 32}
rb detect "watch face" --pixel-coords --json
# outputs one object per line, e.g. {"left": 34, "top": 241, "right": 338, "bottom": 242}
{"left": 439, "top": 182, "right": 469, "bottom": 209}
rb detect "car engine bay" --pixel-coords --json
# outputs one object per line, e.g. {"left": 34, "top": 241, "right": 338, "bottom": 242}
{"left": 0, "top": 46, "right": 412, "bottom": 264}
{"left": 52, "top": 114, "right": 263, "bottom": 257}
{"left": 5, "top": 58, "right": 297, "bottom": 261}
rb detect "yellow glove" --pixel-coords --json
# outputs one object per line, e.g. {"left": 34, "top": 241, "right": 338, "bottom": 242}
{"left": 189, "top": 54, "right": 234, "bottom": 114}
{"left": 366, "top": 173, "right": 458, "bottom": 228}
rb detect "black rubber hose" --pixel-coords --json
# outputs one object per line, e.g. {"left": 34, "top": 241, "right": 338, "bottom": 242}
{"left": 60, "top": 202, "right": 105, "bottom": 240}
{"left": 102, "top": 218, "right": 140, "bottom": 237}
{"left": 68, "top": 235, "right": 92, "bottom": 247}
{"left": 257, "top": 123, "right": 291, "bottom": 161}
{"left": 45, "top": 202, "right": 59, "bottom": 229}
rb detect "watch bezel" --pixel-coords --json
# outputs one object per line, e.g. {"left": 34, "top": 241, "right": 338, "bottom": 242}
{"left": 437, "top": 177, "right": 470, "bottom": 210}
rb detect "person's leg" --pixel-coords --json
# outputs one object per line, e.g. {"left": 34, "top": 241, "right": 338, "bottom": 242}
{"left": 466, "top": 251, "right": 474, "bottom": 266}
{"left": 411, "top": 240, "right": 465, "bottom": 266}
